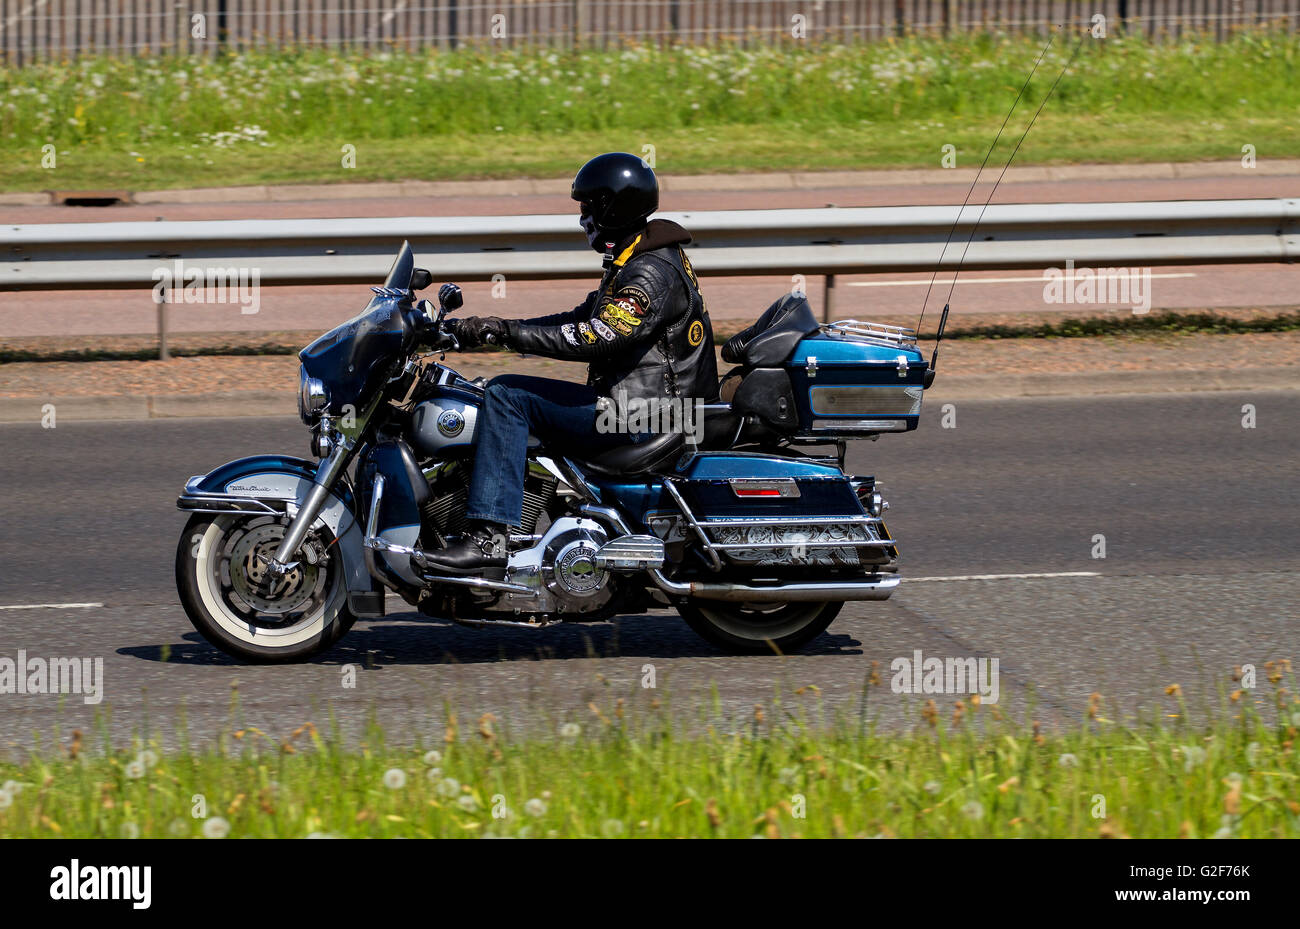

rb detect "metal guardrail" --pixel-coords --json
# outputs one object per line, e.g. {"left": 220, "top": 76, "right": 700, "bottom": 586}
{"left": 4, "top": 199, "right": 1296, "bottom": 291}
{"left": 1, "top": 198, "right": 1295, "bottom": 357}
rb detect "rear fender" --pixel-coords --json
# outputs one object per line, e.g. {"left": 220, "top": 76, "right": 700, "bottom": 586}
{"left": 177, "top": 454, "right": 372, "bottom": 594}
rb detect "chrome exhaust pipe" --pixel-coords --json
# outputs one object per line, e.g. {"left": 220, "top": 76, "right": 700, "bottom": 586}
{"left": 648, "top": 569, "right": 900, "bottom": 602}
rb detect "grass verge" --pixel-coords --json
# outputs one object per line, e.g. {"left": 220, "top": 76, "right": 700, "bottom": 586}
{"left": 3, "top": 32, "right": 1297, "bottom": 191}
{"left": 1, "top": 677, "right": 1297, "bottom": 838}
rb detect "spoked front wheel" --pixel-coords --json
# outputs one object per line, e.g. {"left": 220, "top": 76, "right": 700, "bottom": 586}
{"left": 676, "top": 600, "right": 844, "bottom": 654}
{"left": 175, "top": 513, "right": 355, "bottom": 663}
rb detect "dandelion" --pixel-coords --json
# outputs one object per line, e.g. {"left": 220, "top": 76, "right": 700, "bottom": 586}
{"left": 425, "top": 767, "right": 443, "bottom": 781}
{"left": 456, "top": 794, "right": 478, "bottom": 812}
{"left": 1058, "top": 753, "right": 1079, "bottom": 768}
{"left": 167, "top": 818, "right": 189, "bottom": 837}
{"left": 382, "top": 768, "right": 407, "bottom": 790}
{"left": 600, "top": 818, "right": 625, "bottom": 837}
{"left": 137, "top": 750, "right": 158, "bottom": 768}
{"left": 422, "top": 750, "right": 442, "bottom": 766}
{"left": 2, "top": 780, "right": 21, "bottom": 795}
{"left": 1245, "top": 741, "right": 1261, "bottom": 765}
{"left": 0, "top": 789, "right": 12, "bottom": 810}
{"left": 524, "top": 798, "right": 547, "bottom": 817}
{"left": 124, "top": 760, "right": 145, "bottom": 780}
{"left": 306, "top": 831, "right": 340, "bottom": 839}
{"left": 558, "top": 722, "right": 581, "bottom": 739}
{"left": 923, "top": 780, "right": 941, "bottom": 796}
{"left": 1181, "top": 745, "right": 1207, "bottom": 772}
{"left": 119, "top": 822, "right": 140, "bottom": 839}
{"left": 202, "top": 816, "right": 231, "bottom": 839}
{"left": 435, "top": 777, "right": 460, "bottom": 798}
{"left": 960, "top": 800, "right": 985, "bottom": 821}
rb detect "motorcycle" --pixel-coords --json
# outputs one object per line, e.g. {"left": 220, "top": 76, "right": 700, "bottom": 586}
{"left": 175, "top": 242, "right": 936, "bottom": 661}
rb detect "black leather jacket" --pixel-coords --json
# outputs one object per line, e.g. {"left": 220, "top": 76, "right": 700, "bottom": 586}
{"left": 504, "top": 220, "right": 719, "bottom": 404}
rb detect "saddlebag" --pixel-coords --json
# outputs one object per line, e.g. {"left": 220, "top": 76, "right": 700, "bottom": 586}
{"left": 720, "top": 294, "right": 930, "bottom": 439}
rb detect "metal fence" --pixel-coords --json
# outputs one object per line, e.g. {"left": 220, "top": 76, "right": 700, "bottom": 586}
{"left": 2, "top": 0, "right": 1296, "bottom": 65}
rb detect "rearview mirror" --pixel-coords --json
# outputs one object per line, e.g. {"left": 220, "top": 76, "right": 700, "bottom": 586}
{"left": 410, "top": 268, "right": 434, "bottom": 292}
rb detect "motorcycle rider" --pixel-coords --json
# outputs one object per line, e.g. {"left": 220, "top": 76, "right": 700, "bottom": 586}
{"left": 428, "top": 152, "right": 718, "bottom": 574}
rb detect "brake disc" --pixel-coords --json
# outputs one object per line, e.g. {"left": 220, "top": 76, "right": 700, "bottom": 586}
{"left": 228, "top": 524, "right": 321, "bottom": 614}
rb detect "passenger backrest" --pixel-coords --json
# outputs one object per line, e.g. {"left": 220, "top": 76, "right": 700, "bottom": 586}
{"left": 721, "top": 293, "right": 822, "bottom": 367}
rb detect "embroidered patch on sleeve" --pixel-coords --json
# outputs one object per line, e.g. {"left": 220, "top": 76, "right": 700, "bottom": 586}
{"left": 614, "top": 285, "right": 651, "bottom": 315}
{"left": 591, "top": 317, "right": 618, "bottom": 342}
{"left": 598, "top": 297, "right": 645, "bottom": 336}
{"left": 561, "top": 322, "right": 579, "bottom": 346}
{"left": 577, "top": 321, "right": 598, "bottom": 344}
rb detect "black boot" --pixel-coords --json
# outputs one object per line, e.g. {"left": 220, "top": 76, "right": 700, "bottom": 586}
{"left": 423, "top": 521, "right": 508, "bottom": 575}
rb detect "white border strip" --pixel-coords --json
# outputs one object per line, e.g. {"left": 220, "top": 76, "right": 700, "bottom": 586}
{"left": 905, "top": 572, "right": 1100, "bottom": 583}
{"left": 0, "top": 602, "right": 103, "bottom": 611}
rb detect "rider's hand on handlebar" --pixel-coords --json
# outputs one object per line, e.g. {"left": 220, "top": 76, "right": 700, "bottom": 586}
{"left": 448, "top": 317, "right": 510, "bottom": 349}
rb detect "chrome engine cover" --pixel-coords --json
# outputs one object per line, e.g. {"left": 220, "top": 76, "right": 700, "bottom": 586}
{"left": 499, "top": 517, "right": 611, "bottom": 615}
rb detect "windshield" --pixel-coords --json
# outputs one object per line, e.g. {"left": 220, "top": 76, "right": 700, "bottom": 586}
{"left": 297, "top": 244, "right": 418, "bottom": 411}
{"left": 383, "top": 241, "right": 415, "bottom": 292}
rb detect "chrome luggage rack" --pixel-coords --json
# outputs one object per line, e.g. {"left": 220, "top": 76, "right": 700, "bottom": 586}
{"left": 821, "top": 319, "right": 918, "bottom": 348}
{"left": 661, "top": 478, "right": 892, "bottom": 573}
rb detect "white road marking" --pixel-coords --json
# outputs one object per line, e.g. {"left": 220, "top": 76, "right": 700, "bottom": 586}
{"left": 904, "top": 572, "right": 1100, "bottom": 582}
{"left": 846, "top": 273, "right": 1196, "bottom": 288}
{"left": 0, "top": 602, "right": 103, "bottom": 611}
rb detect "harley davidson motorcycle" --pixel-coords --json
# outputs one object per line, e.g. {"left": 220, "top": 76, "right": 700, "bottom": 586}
{"left": 175, "top": 242, "right": 937, "bottom": 662}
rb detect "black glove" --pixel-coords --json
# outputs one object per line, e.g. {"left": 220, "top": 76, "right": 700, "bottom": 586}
{"left": 449, "top": 317, "right": 511, "bottom": 349}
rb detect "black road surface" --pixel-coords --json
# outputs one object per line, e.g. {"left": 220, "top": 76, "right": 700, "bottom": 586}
{"left": 0, "top": 390, "right": 1295, "bottom": 751}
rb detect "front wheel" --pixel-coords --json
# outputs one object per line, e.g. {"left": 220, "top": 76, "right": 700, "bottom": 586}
{"left": 676, "top": 600, "right": 844, "bottom": 654}
{"left": 176, "top": 513, "right": 355, "bottom": 663}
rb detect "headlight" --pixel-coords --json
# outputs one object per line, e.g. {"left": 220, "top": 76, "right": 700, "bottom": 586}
{"left": 298, "top": 366, "right": 329, "bottom": 424}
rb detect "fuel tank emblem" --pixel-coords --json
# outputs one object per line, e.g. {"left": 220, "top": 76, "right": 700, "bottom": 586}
{"left": 436, "top": 408, "right": 465, "bottom": 437}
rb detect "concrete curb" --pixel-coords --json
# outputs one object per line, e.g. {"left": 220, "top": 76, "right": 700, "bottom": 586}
{"left": 5, "top": 159, "right": 1296, "bottom": 207}
{"left": 3, "top": 367, "right": 1297, "bottom": 424}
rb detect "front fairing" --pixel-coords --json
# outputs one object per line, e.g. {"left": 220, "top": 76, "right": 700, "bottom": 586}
{"left": 299, "top": 295, "right": 414, "bottom": 414}
{"left": 299, "top": 241, "right": 420, "bottom": 414}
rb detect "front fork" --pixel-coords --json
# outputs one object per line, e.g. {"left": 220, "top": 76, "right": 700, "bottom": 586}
{"left": 261, "top": 404, "right": 374, "bottom": 586}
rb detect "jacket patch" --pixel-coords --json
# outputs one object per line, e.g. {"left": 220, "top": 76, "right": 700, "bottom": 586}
{"left": 615, "top": 285, "right": 651, "bottom": 315}
{"left": 688, "top": 319, "right": 705, "bottom": 347}
{"left": 561, "top": 322, "right": 579, "bottom": 346}
{"left": 591, "top": 317, "right": 618, "bottom": 342}
{"left": 680, "top": 250, "right": 699, "bottom": 289}
{"left": 599, "top": 299, "right": 644, "bottom": 336}
{"left": 577, "top": 321, "right": 598, "bottom": 344}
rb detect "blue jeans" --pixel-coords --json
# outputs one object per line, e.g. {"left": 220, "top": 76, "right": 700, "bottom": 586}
{"left": 466, "top": 374, "right": 645, "bottom": 527}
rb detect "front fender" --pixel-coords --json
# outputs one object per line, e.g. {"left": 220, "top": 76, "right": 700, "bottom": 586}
{"left": 177, "top": 454, "right": 372, "bottom": 594}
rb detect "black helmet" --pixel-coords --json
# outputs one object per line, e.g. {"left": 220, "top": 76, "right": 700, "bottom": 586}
{"left": 572, "top": 152, "right": 658, "bottom": 236}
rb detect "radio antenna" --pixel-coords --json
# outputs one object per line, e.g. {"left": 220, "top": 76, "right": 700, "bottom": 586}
{"left": 918, "top": 26, "right": 1087, "bottom": 376}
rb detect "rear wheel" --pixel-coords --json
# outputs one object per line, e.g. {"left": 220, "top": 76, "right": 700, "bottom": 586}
{"left": 676, "top": 600, "right": 843, "bottom": 654}
{"left": 176, "top": 513, "right": 355, "bottom": 663}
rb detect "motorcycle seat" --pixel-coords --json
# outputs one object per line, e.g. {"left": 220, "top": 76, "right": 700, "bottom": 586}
{"left": 568, "top": 430, "right": 685, "bottom": 476}
{"left": 721, "top": 293, "right": 822, "bottom": 367}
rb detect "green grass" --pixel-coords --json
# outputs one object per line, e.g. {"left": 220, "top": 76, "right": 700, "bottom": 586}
{"left": 2, "top": 31, "right": 1297, "bottom": 191}
{"left": 2, "top": 675, "right": 1297, "bottom": 838}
